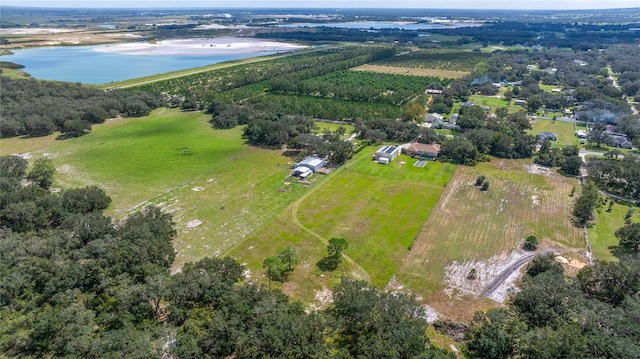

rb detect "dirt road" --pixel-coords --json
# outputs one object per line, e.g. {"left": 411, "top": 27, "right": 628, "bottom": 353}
{"left": 479, "top": 252, "right": 540, "bottom": 298}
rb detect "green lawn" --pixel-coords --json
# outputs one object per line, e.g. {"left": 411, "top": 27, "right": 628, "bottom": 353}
{"left": 2, "top": 108, "right": 307, "bottom": 268}
{"left": 529, "top": 119, "right": 579, "bottom": 147}
{"left": 589, "top": 202, "right": 638, "bottom": 262}
{"left": 228, "top": 147, "right": 456, "bottom": 302}
{"left": 314, "top": 121, "right": 355, "bottom": 138}
{"left": 466, "top": 95, "right": 522, "bottom": 114}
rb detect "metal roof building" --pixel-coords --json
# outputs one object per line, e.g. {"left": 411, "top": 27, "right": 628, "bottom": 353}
{"left": 295, "top": 156, "right": 325, "bottom": 172}
{"left": 374, "top": 145, "right": 400, "bottom": 162}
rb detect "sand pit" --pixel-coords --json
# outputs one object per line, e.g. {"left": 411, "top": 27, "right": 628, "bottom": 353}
{"left": 0, "top": 28, "right": 77, "bottom": 35}
{"left": 94, "top": 37, "right": 307, "bottom": 56}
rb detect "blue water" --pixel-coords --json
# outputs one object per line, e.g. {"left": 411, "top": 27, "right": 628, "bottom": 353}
{"left": 3, "top": 45, "right": 279, "bottom": 85}
{"left": 277, "top": 21, "right": 473, "bottom": 30}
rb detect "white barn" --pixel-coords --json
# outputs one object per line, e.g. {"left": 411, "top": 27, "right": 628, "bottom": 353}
{"left": 374, "top": 145, "right": 400, "bottom": 163}
{"left": 295, "top": 156, "right": 325, "bottom": 172}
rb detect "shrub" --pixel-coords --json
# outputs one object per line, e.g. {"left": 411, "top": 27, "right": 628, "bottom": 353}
{"left": 524, "top": 235, "right": 539, "bottom": 251}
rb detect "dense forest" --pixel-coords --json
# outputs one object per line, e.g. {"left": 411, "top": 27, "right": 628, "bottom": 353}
{"left": 0, "top": 77, "right": 162, "bottom": 138}
{"left": 0, "top": 155, "right": 454, "bottom": 359}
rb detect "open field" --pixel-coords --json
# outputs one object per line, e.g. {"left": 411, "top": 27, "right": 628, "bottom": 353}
{"left": 397, "top": 159, "right": 585, "bottom": 320}
{"left": 589, "top": 202, "right": 639, "bottom": 262}
{"left": 228, "top": 147, "right": 456, "bottom": 303}
{"left": 1, "top": 108, "right": 307, "bottom": 268}
{"left": 529, "top": 119, "right": 579, "bottom": 147}
{"left": 352, "top": 64, "right": 468, "bottom": 79}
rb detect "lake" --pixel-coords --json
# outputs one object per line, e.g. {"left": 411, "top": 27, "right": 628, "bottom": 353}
{"left": 2, "top": 40, "right": 295, "bottom": 85}
{"left": 277, "top": 21, "right": 481, "bottom": 30}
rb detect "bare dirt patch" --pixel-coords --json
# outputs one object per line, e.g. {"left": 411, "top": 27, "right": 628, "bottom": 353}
{"left": 352, "top": 64, "right": 469, "bottom": 79}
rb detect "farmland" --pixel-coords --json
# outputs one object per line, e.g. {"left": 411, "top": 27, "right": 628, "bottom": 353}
{"left": 371, "top": 48, "right": 490, "bottom": 73}
{"left": 352, "top": 64, "right": 469, "bottom": 79}
{"left": 228, "top": 147, "right": 456, "bottom": 302}
{"left": 1, "top": 108, "right": 308, "bottom": 268}
{"left": 271, "top": 69, "right": 450, "bottom": 105}
{"left": 397, "top": 159, "right": 585, "bottom": 319}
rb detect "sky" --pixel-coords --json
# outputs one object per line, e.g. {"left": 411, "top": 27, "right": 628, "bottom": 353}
{"left": 1, "top": 0, "right": 639, "bottom": 10}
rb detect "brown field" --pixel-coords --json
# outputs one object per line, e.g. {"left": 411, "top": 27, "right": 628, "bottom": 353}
{"left": 397, "top": 159, "right": 585, "bottom": 320}
{"left": 351, "top": 64, "right": 469, "bottom": 79}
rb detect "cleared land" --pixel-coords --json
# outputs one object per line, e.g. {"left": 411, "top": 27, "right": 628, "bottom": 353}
{"left": 352, "top": 64, "right": 468, "bottom": 79}
{"left": 1, "top": 108, "right": 306, "bottom": 268}
{"left": 228, "top": 147, "right": 456, "bottom": 303}
{"left": 529, "top": 119, "right": 579, "bottom": 147}
{"left": 397, "top": 159, "right": 585, "bottom": 320}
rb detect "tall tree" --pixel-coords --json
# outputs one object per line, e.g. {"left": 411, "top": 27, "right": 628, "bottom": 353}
{"left": 27, "top": 157, "right": 56, "bottom": 189}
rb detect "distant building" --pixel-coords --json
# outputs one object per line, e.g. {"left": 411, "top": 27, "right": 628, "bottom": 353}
{"left": 610, "top": 135, "right": 633, "bottom": 149}
{"left": 374, "top": 145, "right": 401, "bottom": 163}
{"left": 575, "top": 130, "right": 587, "bottom": 139}
{"left": 425, "top": 89, "right": 443, "bottom": 95}
{"left": 537, "top": 132, "right": 558, "bottom": 141}
{"left": 292, "top": 167, "right": 313, "bottom": 178}
{"left": 514, "top": 99, "right": 527, "bottom": 106}
{"left": 461, "top": 101, "right": 474, "bottom": 108}
{"left": 425, "top": 112, "right": 444, "bottom": 122}
{"left": 295, "top": 156, "right": 325, "bottom": 172}
{"left": 448, "top": 113, "right": 459, "bottom": 124}
{"left": 406, "top": 142, "right": 441, "bottom": 160}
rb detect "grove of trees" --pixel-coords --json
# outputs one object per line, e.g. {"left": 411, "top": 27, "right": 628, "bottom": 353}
{"left": 0, "top": 77, "right": 162, "bottom": 138}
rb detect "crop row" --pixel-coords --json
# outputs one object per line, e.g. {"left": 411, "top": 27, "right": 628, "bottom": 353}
{"left": 373, "top": 49, "right": 490, "bottom": 72}
{"left": 271, "top": 70, "right": 450, "bottom": 105}
{"left": 251, "top": 94, "right": 402, "bottom": 121}
{"left": 136, "top": 45, "right": 395, "bottom": 105}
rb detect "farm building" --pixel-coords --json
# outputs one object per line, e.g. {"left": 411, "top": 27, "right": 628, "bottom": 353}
{"left": 537, "top": 132, "right": 558, "bottom": 141}
{"left": 575, "top": 130, "right": 587, "bottom": 139}
{"left": 295, "top": 156, "right": 325, "bottom": 172}
{"left": 514, "top": 99, "right": 527, "bottom": 106}
{"left": 406, "top": 142, "right": 441, "bottom": 160}
{"left": 292, "top": 167, "right": 313, "bottom": 179}
{"left": 374, "top": 145, "right": 400, "bottom": 163}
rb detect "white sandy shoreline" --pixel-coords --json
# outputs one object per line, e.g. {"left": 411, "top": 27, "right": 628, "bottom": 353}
{"left": 94, "top": 37, "right": 307, "bottom": 56}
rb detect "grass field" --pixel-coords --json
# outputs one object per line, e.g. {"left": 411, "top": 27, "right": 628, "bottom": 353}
{"left": 466, "top": 95, "right": 522, "bottom": 114}
{"left": 589, "top": 202, "right": 639, "bottom": 262}
{"left": 1, "top": 108, "right": 307, "bottom": 268}
{"left": 528, "top": 119, "right": 579, "bottom": 147}
{"left": 314, "top": 121, "right": 355, "bottom": 137}
{"left": 397, "top": 159, "right": 584, "bottom": 318}
{"left": 351, "top": 64, "right": 468, "bottom": 79}
{"left": 228, "top": 147, "right": 456, "bottom": 303}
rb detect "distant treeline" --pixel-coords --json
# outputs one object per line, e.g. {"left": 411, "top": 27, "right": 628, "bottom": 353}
{"left": 428, "top": 21, "right": 640, "bottom": 48}
{"left": 0, "top": 77, "right": 162, "bottom": 138}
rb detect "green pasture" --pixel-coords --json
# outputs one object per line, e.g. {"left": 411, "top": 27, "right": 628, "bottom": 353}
{"left": 589, "top": 202, "right": 639, "bottom": 262}
{"left": 528, "top": 119, "right": 579, "bottom": 147}
{"left": 2, "top": 108, "right": 306, "bottom": 268}
{"left": 228, "top": 147, "right": 456, "bottom": 302}
{"left": 464, "top": 95, "right": 522, "bottom": 114}
{"left": 398, "top": 159, "right": 584, "bottom": 297}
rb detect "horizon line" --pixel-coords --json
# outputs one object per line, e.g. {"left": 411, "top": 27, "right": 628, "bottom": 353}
{"left": 1, "top": 5, "right": 639, "bottom": 11}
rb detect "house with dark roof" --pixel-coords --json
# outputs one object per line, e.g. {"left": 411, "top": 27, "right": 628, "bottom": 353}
{"left": 610, "top": 135, "right": 633, "bottom": 149}
{"left": 537, "top": 132, "right": 557, "bottom": 141}
{"left": 406, "top": 142, "right": 441, "bottom": 160}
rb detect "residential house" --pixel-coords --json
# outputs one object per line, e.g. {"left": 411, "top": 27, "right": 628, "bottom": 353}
{"left": 537, "top": 132, "right": 558, "bottom": 141}
{"left": 405, "top": 142, "right": 442, "bottom": 160}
